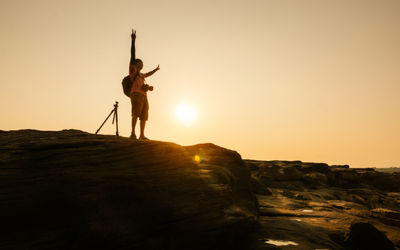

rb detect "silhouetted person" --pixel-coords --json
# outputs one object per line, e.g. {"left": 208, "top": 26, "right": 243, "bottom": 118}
{"left": 129, "top": 29, "right": 160, "bottom": 140}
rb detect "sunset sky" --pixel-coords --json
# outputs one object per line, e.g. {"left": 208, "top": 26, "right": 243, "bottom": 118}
{"left": 1, "top": 0, "right": 399, "bottom": 168}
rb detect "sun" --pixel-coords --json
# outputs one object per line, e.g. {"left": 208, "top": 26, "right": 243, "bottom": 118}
{"left": 176, "top": 103, "right": 196, "bottom": 127}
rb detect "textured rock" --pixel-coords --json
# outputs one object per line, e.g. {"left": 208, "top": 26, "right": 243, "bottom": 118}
{"left": 344, "top": 222, "right": 395, "bottom": 250}
{"left": 0, "top": 130, "right": 257, "bottom": 250}
{"left": 246, "top": 159, "right": 400, "bottom": 192}
{"left": 245, "top": 159, "right": 400, "bottom": 249}
{"left": 1, "top": 130, "right": 399, "bottom": 249}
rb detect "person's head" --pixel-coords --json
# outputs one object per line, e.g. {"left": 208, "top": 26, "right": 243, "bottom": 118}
{"left": 134, "top": 59, "right": 143, "bottom": 71}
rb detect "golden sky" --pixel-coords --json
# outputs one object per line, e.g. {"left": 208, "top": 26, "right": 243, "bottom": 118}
{"left": 1, "top": 0, "right": 399, "bottom": 168}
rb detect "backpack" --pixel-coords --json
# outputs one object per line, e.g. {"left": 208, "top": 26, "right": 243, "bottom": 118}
{"left": 122, "top": 72, "right": 139, "bottom": 97}
{"left": 122, "top": 72, "right": 153, "bottom": 96}
{"left": 121, "top": 75, "right": 132, "bottom": 97}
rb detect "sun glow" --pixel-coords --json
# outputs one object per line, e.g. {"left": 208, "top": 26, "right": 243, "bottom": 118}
{"left": 176, "top": 103, "right": 196, "bottom": 127}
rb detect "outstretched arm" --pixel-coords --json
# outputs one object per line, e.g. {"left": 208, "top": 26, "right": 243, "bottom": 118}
{"left": 145, "top": 65, "right": 160, "bottom": 78}
{"left": 130, "top": 29, "right": 136, "bottom": 65}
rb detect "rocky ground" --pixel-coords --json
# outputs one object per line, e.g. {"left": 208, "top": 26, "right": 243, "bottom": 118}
{"left": 0, "top": 130, "right": 257, "bottom": 249}
{"left": 375, "top": 168, "right": 400, "bottom": 173}
{"left": 246, "top": 160, "right": 400, "bottom": 249}
{"left": 0, "top": 129, "right": 399, "bottom": 249}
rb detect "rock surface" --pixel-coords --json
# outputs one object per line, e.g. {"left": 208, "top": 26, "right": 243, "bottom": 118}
{"left": 1, "top": 129, "right": 399, "bottom": 249}
{"left": 246, "top": 159, "right": 400, "bottom": 249}
{"left": 344, "top": 222, "right": 395, "bottom": 250}
{"left": 0, "top": 130, "right": 257, "bottom": 249}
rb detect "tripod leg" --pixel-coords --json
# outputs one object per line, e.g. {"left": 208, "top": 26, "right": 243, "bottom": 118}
{"left": 113, "top": 108, "right": 119, "bottom": 136}
{"left": 96, "top": 109, "right": 115, "bottom": 134}
{"left": 115, "top": 108, "right": 119, "bottom": 136}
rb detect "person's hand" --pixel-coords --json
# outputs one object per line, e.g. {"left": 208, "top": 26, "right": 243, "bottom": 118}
{"left": 131, "top": 29, "right": 136, "bottom": 40}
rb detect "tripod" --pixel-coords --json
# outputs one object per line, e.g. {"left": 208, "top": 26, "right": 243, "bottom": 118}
{"left": 96, "top": 101, "right": 119, "bottom": 136}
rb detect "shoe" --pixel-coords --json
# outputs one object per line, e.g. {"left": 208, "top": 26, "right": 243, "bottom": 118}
{"left": 130, "top": 134, "right": 137, "bottom": 140}
{"left": 139, "top": 136, "right": 149, "bottom": 140}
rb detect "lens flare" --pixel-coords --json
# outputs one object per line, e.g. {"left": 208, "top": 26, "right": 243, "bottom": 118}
{"left": 194, "top": 155, "right": 201, "bottom": 163}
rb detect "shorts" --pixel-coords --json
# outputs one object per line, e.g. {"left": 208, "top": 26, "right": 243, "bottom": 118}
{"left": 130, "top": 92, "right": 149, "bottom": 121}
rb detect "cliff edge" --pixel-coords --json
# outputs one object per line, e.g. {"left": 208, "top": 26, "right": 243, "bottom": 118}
{"left": 0, "top": 130, "right": 257, "bottom": 249}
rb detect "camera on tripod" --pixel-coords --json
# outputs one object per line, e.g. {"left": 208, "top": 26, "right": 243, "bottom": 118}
{"left": 95, "top": 101, "right": 119, "bottom": 136}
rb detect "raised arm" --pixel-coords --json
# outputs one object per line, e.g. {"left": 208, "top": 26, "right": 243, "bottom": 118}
{"left": 145, "top": 65, "right": 160, "bottom": 78}
{"left": 130, "top": 29, "right": 136, "bottom": 65}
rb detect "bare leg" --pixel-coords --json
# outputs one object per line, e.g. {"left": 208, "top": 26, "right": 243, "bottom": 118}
{"left": 131, "top": 115, "right": 138, "bottom": 138}
{"left": 139, "top": 119, "right": 147, "bottom": 139}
